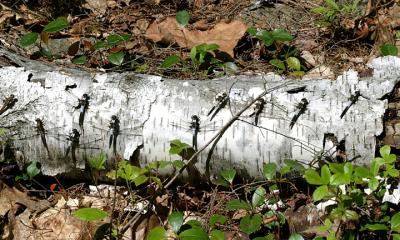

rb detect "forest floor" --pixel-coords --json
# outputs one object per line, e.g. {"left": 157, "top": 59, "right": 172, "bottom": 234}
{"left": 0, "top": 0, "right": 400, "bottom": 240}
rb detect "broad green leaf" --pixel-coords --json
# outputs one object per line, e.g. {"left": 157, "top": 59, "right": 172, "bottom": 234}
{"left": 392, "top": 213, "right": 400, "bottom": 232}
{"left": 318, "top": 219, "right": 332, "bottom": 231}
{"left": 304, "top": 169, "right": 322, "bottom": 185}
{"left": 269, "top": 59, "right": 286, "bottom": 70}
{"left": 176, "top": 10, "right": 190, "bottom": 27}
{"left": 393, "top": 234, "right": 400, "bottom": 240}
{"left": 252, "top": 186, "right": 266, "bottom": 208}
{"left": 256, "top": 30, "right": 274, "bottom": 46}
{"left": 93, "top": 41, "right": 107, "bottom": 50}
{"left": 185, "top": 220, "right": 202, "bottom": 228}
{"left": 380, "top": 44, "right": 398, "bottom": 56}
{"left": 320, "top": 165, "right": 331, "bottom": 185}
{"left": 107, "top": 34, "right": 130, "bottom": 46}
{"left": 108, "top": 51, "right": 125, "bottom": 65}
{"left": 370, "top": 159, "right": 380, "bottom": 176}
{"left": 287, "top": 57, "right": 300, "bottom": 71}
{"left": 190, "top": 46, "right": 197, "bottom": 64}
{"left": 223, "top": 62, "right": 239, "bottom": 73}
{"left": 325, "top": 0, "right": 339, "bottom": 10}
{"left": 284, "top": 159, "right": 305, "bottom": 172}
{"left": 247, "top": 27, "right": 257, "bottom": 36}
{"left": 344, "top": 210, "right": 359, "bottom": 221}
{"left": 209, "top": 214, "right": 227, "bottom": 227}
{"left": 386, "top": 168, "right": 399, "bottom": 177}
{"left": 172, "top": 160, "right": 185, "bottom": 169}
{"left": 168, "top": 211, "right": 184, "bottom": 233}
{"left": 72, "top": 55, "right": 88, "bottom": 65}
{"left": 364, "top": 223, "right": 388, "bottom": 231}
{"left": 160, "top": 55, "right": 180, "bottom": 68}
{"left": 330, "top": 173, "right": 350, "bottom": 185}
{"left": 368, "top": 178, "right": 379, "bottom": 192}
{"left": 72, "top": 208, "right": 108, "bottom": 221}
{"left": 380, "top": 145, "right": 391, "bottom": 157}
{"left": 329, "top": 163, "right": 344, "bottom": 174}
{"left": 27, "top": 161, "right": 40, "bottom": 179}
{"left": 313, "top": 185, "right": 328, "bottom": 201}
{"left": 271, "top": 29, "right": 294, "bottom": 42}
{"left": 289, "top": 233, "right": 304, "bottom": 240}
{"left": 210, "top": 230, "right": 225, "bottom": 240}
{"left": 344, "top": 162, "right": 353, "bottom": 175}
{"left": 221, "top": 169, "right": 236, "bottom": 184}
{"left": 133, "top": 175, "right": 148, "bottom": 186}
{"left": 43, "top": 17, "right": 70, "bottom": 33}
{"left": 88, "top": 153, "right": 106, "bottom": 170}
{"left": 240, "top": 214, "right": 262, "bottom": 235}
{"left": 354, "top": 166, "right": 370, "bottom": 178}
{"left": 117, "top": 161, "right": 145, "bottom": 182}
{"left": 147, "top": 226, "right": 168, "bottom": 240}
{"left": 197, "top": 43, "right": 219, "bottom": 52}
{"left": 263, "top": 163, "right": 277, "bottom": 180}
{"left": 19, "top": 32, "right": 39, "bottom": 48}
{"left": 179, "top": 227, "right": 208, "bottom": 240}
{"left": 225, "top": 199, "right": 251, "bottom": 211}
{"left": 383, "top": 154, "right": 396, "bottom": 164}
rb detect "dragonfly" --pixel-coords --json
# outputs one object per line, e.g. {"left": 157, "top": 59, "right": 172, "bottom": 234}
{"left": 340, "top": 90, "right": 368, "bottom": 119}
{"left": 91, "top": 115, "right": 143, "bottom": 156}
{"left": 248, "top": 98, "right": 265, "bottom": 126}
{"left": 0, "top": 94, "right": 18, "bottom": 115}
{"left": 207, "top": 92, "right": 229, "bottom": 121}
{"left": 170, "top": 115, "right": 222, "bottom": 151}
{"left": 74, "top": 93, "right": 90, "bottom": 131}
{"left": 289, "top": 98, "right": 309, "bottom": 129}
{"left": 64, "top": 128, "right": 102, "bottom": 166}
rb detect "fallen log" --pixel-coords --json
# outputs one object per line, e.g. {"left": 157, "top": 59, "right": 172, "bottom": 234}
{"left": 0, "top": 47, "right": 399, "bottom": 179}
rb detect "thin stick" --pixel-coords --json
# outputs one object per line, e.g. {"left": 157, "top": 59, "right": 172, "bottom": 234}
{"left": 164, "top": 80, "right": 294, "bottom": 189}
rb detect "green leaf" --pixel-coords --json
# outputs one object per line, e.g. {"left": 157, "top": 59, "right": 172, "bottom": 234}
{"left": 210, "top": 229, "right": 225, "bottom": 240}
{"left": 263, "top": 163, "right": 277, "bottom": 180}
{"left": 320, "top": 165, "right": 331, "bottom": 185}
{"left": 133, "top": 175, "right": 148, "bottom": 186}
{"left": 330, "top": 173, "right": 350, "bottom": 185}
{"left": 72, "top": 55, "right": 88, "bottom": 65}
{"left": 380, "top": 145, "right": 391, "bottom": 157}
{"left": 313, "top": 185, "right": 329, "bottom": 201}
{"left": 172, "top": 160, "right": 185, "bottom": 169}
{"left": 247, "top": 27, "right": 257, "bottom": 36}
{"left": 209, "top": 214, "right": 227, "bottom": 227}
{"left": 256, "top": 30, "right": 274, "bottom": 46}
{"left": 368, "top": 178, "right": 379, "bottom": 192}
{"left": 176, "top": 10, "right": 190, "bottom": 27}
{"left": 271, "top": 29, "right": 294, "bottom": 42}
{"left": 43, "top": 17, "right": 70, "bottom": 33}
{"left": 179, "top": 227, "right": 209, "bottom": 240}
{"left": 160, "top": 55, "right": 180, "bottom": 68}
{"left": 344, "top": 162, "right": 353, "bottom": 175}
{"left": 364, "top": 223, "right": 388, "bottom": 231}
{"left": 269, "top": 59, "right": 286, "bottom": 70}
{"left": 325, "top": 0, "right": 339, "bottom": 10}
{"left": 239, "top": 214, "right": 262, "bottom": 235}
{"left": 354, "top": 166, "right": 370, "bottom": 178}
{"left": 72, "top": 208, "right": 108, "bottom": 221}
{"left": 225, "top": 199, "right": 251, "bottom": 211}
{"left": 93, "top": 223, "right": 111, "bottom": 240}
{"left": 223, "top": 62, "right": 239, "bottom": 74}
{"left": 380, "top": 44, "right": 398, "bottom": 56}
{"left": 287, "top": 57, "right": 301, "bottom": 71}
{"left": 108, "top": 51, "right": 125, "bottom": 65}
{"left": 393, "top": 234, "right": 400, "bottom": 240}
{"left": 27, "top": 161, "right": 40, "bottom": 180}
{"left": 107, "top": 34, "right": 130, "bottom": 46}
{"left": 19, "top": 32, "right": 39, "bottom": 48}
{"left": 304, "top": 169, "right": 323, "bottom": 185}
{"left": 289, "top": 233, "right": 304, "bottom": 240}
{"left": 117, "top": 161, "right": 146, "bottom": 183}
{"left": 93, "top": 41, "right": 107, "bottom": 50}
{"left": 252, "top": 186, "right": 266, "bottom": 208}
{"left": 344, "top": 210, "right": 359, "bottom": 221}
{"left": 391, "top": 213, "right": 400, "bottom": 232}
{"left": 168, "top": 211, "right": 184, "bottom": 233}
{"left": 370, "top": 159, "right": 381, "bottom": 176}
{"left": 386, "top": 168, "right": 399, "bottom": 177}
{"left": 88, "top": 153, "right": 106, "bottom": 170}
{"left": 312, "top": 6, "right": 329, "bottom": 14}
{"left": 329, "top": 163, "right": 344, "bottom": 174}
{"left": 185, "top": 220, "right": 202, "bottom": 228}
{"left": 147, "top": 226, "right": 168, "bottom": 240}
{"left": 221, "top": 169, "right": 236, "bottom": 184}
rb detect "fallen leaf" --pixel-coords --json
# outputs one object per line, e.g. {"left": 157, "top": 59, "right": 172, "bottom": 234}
{"left": 145, "top": 17, "right": 247, "bottom": 57}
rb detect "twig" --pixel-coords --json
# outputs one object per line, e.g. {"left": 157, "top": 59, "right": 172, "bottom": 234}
{"left": 164, "top": 80, "right": 295, "bottom": 189}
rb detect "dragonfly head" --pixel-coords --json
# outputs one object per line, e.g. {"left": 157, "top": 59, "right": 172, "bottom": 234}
{"left": 191, "top": 115, "right": 200, "bottom": 122}
{"left": 111, "top": 115, "right": 118, "bottom": 121}
{"left": 82, "top": 93, "right": 90, "bottom": 100}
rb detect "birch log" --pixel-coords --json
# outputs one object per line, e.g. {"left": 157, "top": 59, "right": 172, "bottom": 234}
{"left": 1, "top": 47, "right": 400, "bottom": 179}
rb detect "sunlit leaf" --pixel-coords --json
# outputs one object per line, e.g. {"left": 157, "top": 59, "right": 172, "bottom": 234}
{"left": 305, "top": 169, "right": 322, "bottom": 185}
{"left": 147, "top": 226, "right": 168, "bottom": 240}
{"left": 256, "top": 30, "right": 274, "bottom": 46}
{"left": 269, "top": 59, "right": 286, "bottom": 70}
{"left": 392, "top": 213, "right": 400, "bottom": 232}
{"left": 72, "top": 55, "right": 88, "bottom": 65}
{"left": 168, "top": 211, "right": 184, "bottom": 233}
{"left": 179, "top": 227, "right": 208, "bottom": 240}
{"left": 364, "top": 223, "right": 388, "bottom": 231}
{"left": 27, "top": 161, "right": 40, "bottom": 180}
{"left": 225, "top": 199, "right": 251, "bottom": 211}
{"left": 19, "top": 32, "right": 39, "bottom": 48}
{"left": 380, "top": 44, "right": 398, "bottom": 56}
{"left": 271, "top": 29, "right": 294, "bottom": 42}
{"left": 108, "top": 51, "right": 125, "bottom": 65}
{"left": 210, "top": 229, "right": 225, "bottom": 240}
{"left": 252, "top": 186, "right": 266, "bottom": 208}
{"left": 43, "top": 17, "right": 70, "bottom": 33}
{"left": 320, "top": 165, "right": 331, "bottom": 185}
{"left": 221, "top": 169, "right": 236, "bottom": 184}
{"left": 240, "top": 214, "right": 262, "bottom": 234}
{"left": 287, "top": 57, "right": 301, "bottom": 71}
{"left": 72, "top": 208, "right": 108, "bottom": 221}
{"left": 209, "top": 214, "right": 227, "bottom": 227}
{"left": 263, "top": 163, "right": 277, "bottom": 180}
{"left": 160, "top": 55, "right": 180, "bottom": 68}
{"left": 313, "top": 185, "right": 328, "bottom": 201}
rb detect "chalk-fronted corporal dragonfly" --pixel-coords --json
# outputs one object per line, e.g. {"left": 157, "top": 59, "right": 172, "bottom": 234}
{"left": 91, "top": 115, "right": 143, "bottom": 156}
{"left": 170, "top": 115, "right": 223, "bottom": 151}
{"left": 207, "top": 92, "right": 229, "bottom": 121}
{"left": 340, "top": 90, "right": 369, "bottom": 119}
{"left": 64, "top": 128, "right": 102, "bottom": 166}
